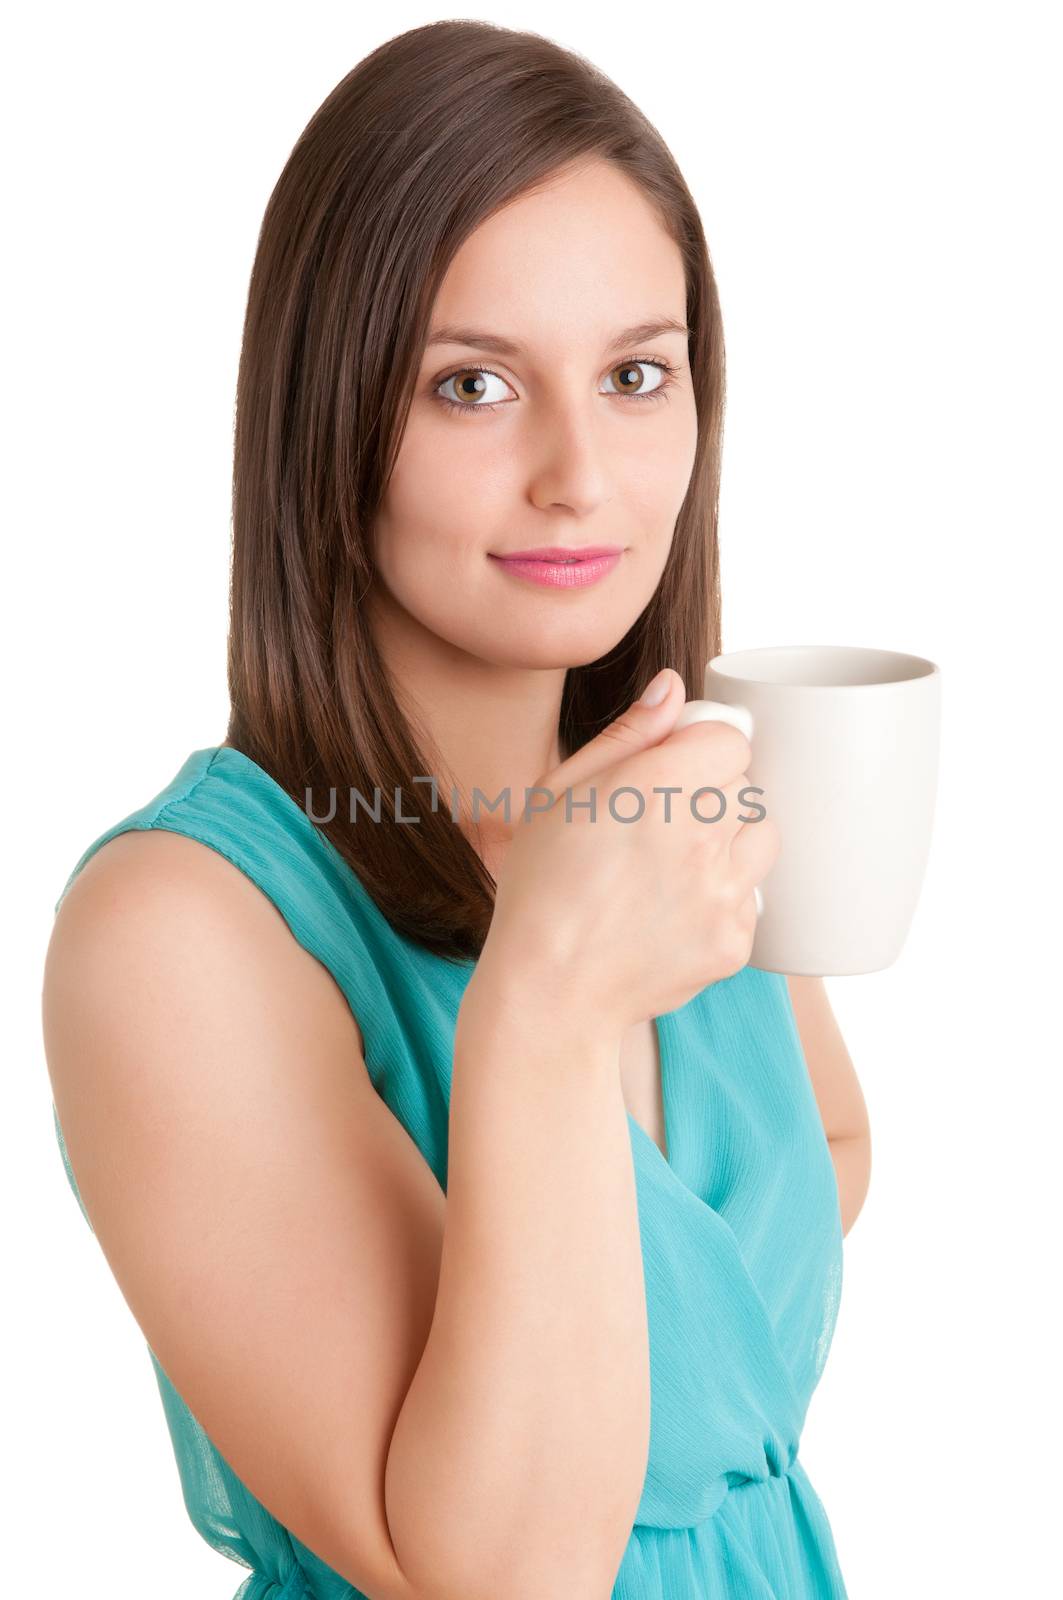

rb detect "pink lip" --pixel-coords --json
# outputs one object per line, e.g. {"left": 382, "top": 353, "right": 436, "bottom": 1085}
{"left": 488, "top": 548, "right": 624, "bottom": 589}
{"left": 491, "top": 545, "right": 623, "bottom": 562}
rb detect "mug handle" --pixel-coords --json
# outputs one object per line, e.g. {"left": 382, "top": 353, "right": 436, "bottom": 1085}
{"left": 672, "top": 699, "right": 763, "bottom": 918}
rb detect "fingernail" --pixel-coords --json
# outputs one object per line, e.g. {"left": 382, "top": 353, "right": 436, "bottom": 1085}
{"left": 638, "top": 668, "right": 670, "bottom": 707}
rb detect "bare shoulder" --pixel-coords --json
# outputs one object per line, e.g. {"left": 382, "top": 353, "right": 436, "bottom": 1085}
{"left": 42, "top": 824, "right": 442, "bottom": 1600}
{"left": 48, "top": 826, "right": 366, "bottom": 1058}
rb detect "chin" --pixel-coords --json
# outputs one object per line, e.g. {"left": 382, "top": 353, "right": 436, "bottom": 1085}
{"left": 477, "top": 619, "right": 639, "bottom": 671}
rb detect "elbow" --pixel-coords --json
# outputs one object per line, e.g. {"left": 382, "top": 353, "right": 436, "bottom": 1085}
{"left": 392, "top": 1508, "right": 628, "bottom": 1600}
{"left": 831, "top": 1130, "right": 872, "bottom": 1237}
{"left": 407, "top": 1539, "right": 623, "bottom": 1600}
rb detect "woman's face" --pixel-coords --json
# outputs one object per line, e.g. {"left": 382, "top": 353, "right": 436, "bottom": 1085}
{"left": 368, "top": 158, "right": 699, "bottom": 673}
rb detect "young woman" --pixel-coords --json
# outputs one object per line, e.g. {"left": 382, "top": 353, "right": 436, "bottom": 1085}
{"left": 43, "top": 20, "right": 870, "bottom": 1600}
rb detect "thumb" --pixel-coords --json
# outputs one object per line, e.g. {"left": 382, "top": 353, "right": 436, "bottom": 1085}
{"left": 537, "top": 667, "right": 685, "bottom": 797}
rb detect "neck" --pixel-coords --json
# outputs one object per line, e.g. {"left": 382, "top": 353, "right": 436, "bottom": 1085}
{"left": 366, "top": 587, "right": 566, "bottom": 871}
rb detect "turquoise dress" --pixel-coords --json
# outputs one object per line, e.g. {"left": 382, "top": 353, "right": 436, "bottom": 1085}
{"left": 51, "top": 745, "right": 848, "bottom": 1599}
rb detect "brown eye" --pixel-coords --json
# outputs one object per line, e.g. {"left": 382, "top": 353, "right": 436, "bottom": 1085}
{"left": 451, "top": 371, "right": 487, "bottom": 402}
{"left": 435, "top": 367, "right": 512, "bottom": 409}
{"left": 600, "top": 359, "right": 670, "bottom": 399}
{"left": 611, "top": 362, "right": 647, "bottom": 394}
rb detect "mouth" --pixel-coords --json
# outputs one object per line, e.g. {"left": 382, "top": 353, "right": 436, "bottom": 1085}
{"left": 488, "top": 545, "right": 624, "bottom": 563}
{"left": 487, "top": 547, "right": 625, "bottom": 589}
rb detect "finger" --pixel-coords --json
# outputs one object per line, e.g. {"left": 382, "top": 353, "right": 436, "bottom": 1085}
{"left": 537, "top": 668, "right": 687, "bottom": 797}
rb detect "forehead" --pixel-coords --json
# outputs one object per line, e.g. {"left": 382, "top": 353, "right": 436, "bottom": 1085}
{"left": 429, "top": 161, "right": 687, "bottom": 354}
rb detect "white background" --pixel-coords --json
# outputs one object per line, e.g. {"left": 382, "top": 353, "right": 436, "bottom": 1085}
{"left": 7, "top": 3, "right": 1061, "bottom": 1595}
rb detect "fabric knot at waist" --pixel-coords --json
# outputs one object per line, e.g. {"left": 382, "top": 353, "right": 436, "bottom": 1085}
{"left": 233, "top": 1561, "right": 312, "bottom": 1600}
{"left": 723, "top": 1434, "right": 800, "bottom": 1494}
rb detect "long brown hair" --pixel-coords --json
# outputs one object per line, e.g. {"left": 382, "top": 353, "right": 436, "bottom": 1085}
{"left": 227, "top": 19, "right": 725, "bottom": 964}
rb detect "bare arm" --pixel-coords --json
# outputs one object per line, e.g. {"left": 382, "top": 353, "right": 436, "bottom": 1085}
{"left": 786, "top": 975, "right": 872, "bottom": 1235}
{"left": 827, "top": 1133, "right": 872, "bottom": 1238}
{"left": 44, "top": 830, "right": 645, "bottom": 1600}
{"left": 386, "top": 944, "right": 649, "bottom": 1600}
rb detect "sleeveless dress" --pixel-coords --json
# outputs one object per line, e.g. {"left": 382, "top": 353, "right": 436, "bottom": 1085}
{"left": 50, "top": 745, "right": 848, "bottom": 1600}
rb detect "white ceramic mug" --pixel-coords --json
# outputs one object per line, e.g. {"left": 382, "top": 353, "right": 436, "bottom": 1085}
{"left": 673, "top": 644, "right": 941, "bottom": 976}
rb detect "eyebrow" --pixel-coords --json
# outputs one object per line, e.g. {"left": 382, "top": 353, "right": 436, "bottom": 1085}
{"left": 424, "top": 317, "right": 691, "bottom": 358}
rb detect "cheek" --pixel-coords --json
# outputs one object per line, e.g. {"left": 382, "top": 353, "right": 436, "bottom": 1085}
{"left": 623, "top": 431, "right": 697, "bottom": 529}
{"left": 653, "top": 398, "right": 700, "bottom": 496}
{"left": 375, "top": 429, "right": 496, "bottom": 582}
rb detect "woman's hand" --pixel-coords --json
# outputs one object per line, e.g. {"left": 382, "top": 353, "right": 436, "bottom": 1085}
{"left": 480, "top": 668, "right": 780, "bottom": 1035}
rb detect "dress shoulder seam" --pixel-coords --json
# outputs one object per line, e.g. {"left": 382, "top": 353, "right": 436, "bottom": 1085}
{"left": 150, "top": 747, "right": 226, "bottom": 827}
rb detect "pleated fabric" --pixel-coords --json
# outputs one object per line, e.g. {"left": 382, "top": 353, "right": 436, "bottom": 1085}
{"left": 51, "top": 745, "right": 848, "bottom": 1598}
